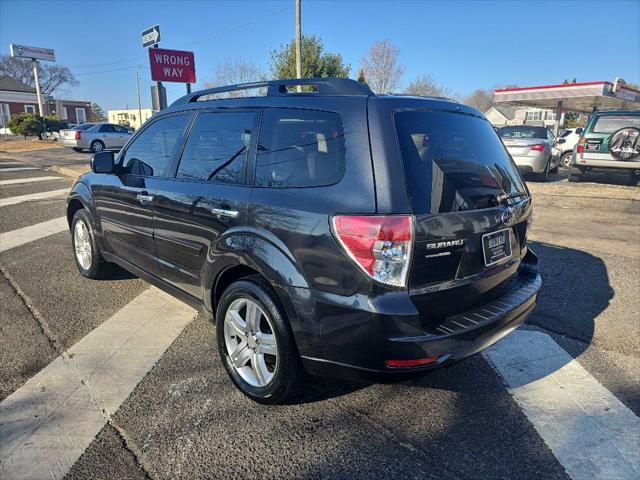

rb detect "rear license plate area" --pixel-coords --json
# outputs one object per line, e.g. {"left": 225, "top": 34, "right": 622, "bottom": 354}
{"left": 482, "top": 228, "right": 512, "bottom": 266}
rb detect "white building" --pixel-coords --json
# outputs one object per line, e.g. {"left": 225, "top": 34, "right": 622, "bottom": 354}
{"left": 107, "top": 108, "right": 154, "bottom": 130}
{"left": 485, "top": 105, "right": 560, "bottom": 128}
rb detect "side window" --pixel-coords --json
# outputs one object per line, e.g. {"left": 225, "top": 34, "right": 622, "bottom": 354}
{"left": 121, "top": 115, "right": 188, "bottom": 177}
{"left": 255, "top": 108, "right": 346, "bottom": 188}
{"left": 99, "top": 124, "right": 115, "bottom": 133}
{"left": 176, "top": 112, "right": 255, "bottom": 184}
{"left": 114, "top": 125, "right": 129, "bottom": 133}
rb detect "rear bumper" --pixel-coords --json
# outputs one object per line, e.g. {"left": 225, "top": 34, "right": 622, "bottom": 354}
{"left": 292, "top": 252, "right": 541, "bottom": 382}
{"left": 59, "top": 138, "right": 81, "bottom": 148}
{"left": 512, "top": 152, "right": 548, "bottom": 173}
{"left": 576, "top": 155, "right": 640, "bottom": 170}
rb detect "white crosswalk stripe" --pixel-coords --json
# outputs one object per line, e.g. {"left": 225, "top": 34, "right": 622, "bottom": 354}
{"left": 484, "top": 330, "right": 640, "bottom": 480}
{"left": 0, "top": 167, "right": 39, "bottom": 172}
{"left": 0, "top": 189, "right": 69, "bottom": 207}
{"left": 0, "top": 287, "right": 196, "bottom": 480}
{"left": 0, "top": 217, "right": 68, "bottom": 253}
{"left": 0, "top": 176, "right": 62, "bottom": 186}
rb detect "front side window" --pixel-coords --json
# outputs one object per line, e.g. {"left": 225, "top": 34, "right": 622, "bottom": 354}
{"left": 99, "top": 124, "right": 116, "bottom": 133}
{"left": 396, "top": 110, "right": 527, "bottom": 214}
{"left": 255, "top": 108, "right": 345, "bottom": 188}
{"left": 121, "top": 115, "right": 188, "bottom": 177}
{"left": 177, "top": 112, "right": 255, "bottom": 184}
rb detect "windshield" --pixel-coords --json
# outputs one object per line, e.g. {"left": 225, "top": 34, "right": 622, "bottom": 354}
{"left": 497, "top": 126, "right": 547, "bottom": 139}
{"left": 75, "top": 123, "right": 95, "bottom": 131}
{"left": 395, "top": 110, "right": 527, "bottom": 214}
{"left": 592, "top": 115, "right": 640, "bottom": 133}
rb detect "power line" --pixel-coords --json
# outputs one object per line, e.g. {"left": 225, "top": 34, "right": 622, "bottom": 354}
{"left": 67, "top": 4, "right": 292, "bottom": 74}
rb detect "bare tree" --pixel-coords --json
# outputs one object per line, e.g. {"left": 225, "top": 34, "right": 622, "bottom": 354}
{"left": 204, "top": 58, "right": 266, "bottom": 97}
{"left": 360, "top": 40, "right": 405, "bottom": 93}
{"left": 464, "top": 88, "right": 494, "bottom": 112}
{"left": 405, "top": 74, "right": 450, "bottom": 97}
{"left": 0, "top": 56, "right": 78, "bottom": 97}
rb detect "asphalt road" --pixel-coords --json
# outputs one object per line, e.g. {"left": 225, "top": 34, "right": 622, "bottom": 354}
{"left": 1, "top": 148, "right": 638, "bottom": 480}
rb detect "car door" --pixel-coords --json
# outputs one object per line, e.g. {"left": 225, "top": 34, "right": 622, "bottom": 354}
{"left": 97, "top": 124, "right": 118, "bottom": 148}
{"left": 93, "top": 113, "right": 190, "bottom": 276}
{"left": 152, "top": 109, "right": 258, "bottom": 300}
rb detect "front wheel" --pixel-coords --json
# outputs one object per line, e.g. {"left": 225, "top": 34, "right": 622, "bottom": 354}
{"left": 216, "top": 278, "right": 303, "bottom": 404}
{"left": 71, "top": 209, "right": 110, "bottom": 279}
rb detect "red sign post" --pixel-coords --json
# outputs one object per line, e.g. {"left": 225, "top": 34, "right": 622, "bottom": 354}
{"left": 148, "top": 48, "right": 196, "bottom": 83}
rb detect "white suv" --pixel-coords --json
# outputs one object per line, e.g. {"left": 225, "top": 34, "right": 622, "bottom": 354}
{"left": 557, "top": 127, "right": 583, "bottom": 168}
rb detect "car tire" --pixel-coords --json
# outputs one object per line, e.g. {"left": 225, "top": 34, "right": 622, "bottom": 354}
{"left": 535, "top": 158, "right": 550, "bottom": 182}
{"left": 216, "top": 278, "right": 303, "bottom": 404}
{"left": 71, "top": 209, "right": 110, "bottom": 279}
{"left": 90, "top": 140, "right": 105, "bottom": 153}
{"left": 72, "top": 147, "right": 83, "bottom": 153}
{"left": 561, "top": 151, "right": 573, "bottom": 169}
{"left": 568, "top": 166, "right": 585, "bottom": 183}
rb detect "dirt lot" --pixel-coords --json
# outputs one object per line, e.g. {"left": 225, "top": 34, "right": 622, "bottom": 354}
{"left": 0, "top": 138, "right": 62, "bottom": 153}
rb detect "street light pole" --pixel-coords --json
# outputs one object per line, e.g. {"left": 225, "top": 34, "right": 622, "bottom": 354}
{"left": 32, "top": 59, "right": 44, "bottom": 116}
{"left": 295, "top": 0, "right": 302, "bottom": 91}
{"left": 136, "top": 69, "right": 142, "bottom": 129}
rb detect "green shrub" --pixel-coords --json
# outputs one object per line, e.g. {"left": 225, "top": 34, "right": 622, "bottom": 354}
{"left": 7, "top": 113, "right": 44, "bottom": 139}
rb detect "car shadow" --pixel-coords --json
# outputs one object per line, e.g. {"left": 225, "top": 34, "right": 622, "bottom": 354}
{"left": 577, "top": 170, "right": 638, "bottom": 186}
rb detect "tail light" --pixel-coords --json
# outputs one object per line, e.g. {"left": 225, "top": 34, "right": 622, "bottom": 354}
{"left": 577, "top": 136, "right": 585, "bottom": 154}
{"left": 75, "top": 131, "right": 81, "bottom": 140}
{"left": 530, "top": 144, "right": 545, "bottom": 152}
{"left": 331, "top": 215, "right": 413, "bottom": 287}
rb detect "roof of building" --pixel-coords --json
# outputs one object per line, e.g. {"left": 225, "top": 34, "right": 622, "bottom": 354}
{"left": 490, "top": 105, "right": 518, "bottom": 120}
{"left": 0, "top": 75, "right": 36, "bottom": 93}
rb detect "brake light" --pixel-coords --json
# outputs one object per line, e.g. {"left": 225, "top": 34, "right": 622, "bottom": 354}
{"left": 75, "top": 131, "right": 81, "bottom": 140}
{"left": 331, "top": 215, "right": 413, "bottom": 287}
{"left": 577, "top": 136, "right": 585, "bottom": 154}
{"left": 530, "top": 144, "right": 545, "bottom": 152}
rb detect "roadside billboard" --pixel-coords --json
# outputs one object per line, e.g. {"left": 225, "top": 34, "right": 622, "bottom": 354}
{"left": 10, "top": 44, "right": 55, "bottom": 62}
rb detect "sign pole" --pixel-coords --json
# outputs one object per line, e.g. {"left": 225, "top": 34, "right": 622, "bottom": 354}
{"left": 153, "top": 44, "right": 167, "bottom": 110}
{"left": 32, "top": 59, "right": 44, "bottom": 116}
{"left": 186, "top": 83, "right": 191, "bottom": 94}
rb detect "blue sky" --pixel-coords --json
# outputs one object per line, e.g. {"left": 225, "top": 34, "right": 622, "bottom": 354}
{"left": 1, "top": 0, "right": 639, "bottom": 111}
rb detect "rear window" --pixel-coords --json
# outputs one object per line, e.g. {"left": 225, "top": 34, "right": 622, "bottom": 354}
{"left": 497, "top": 126, "right": 547, "bottom": 139}
{"left": 592, "top": 115, "right": 640, "bottom": 133}
{"left": 75, "top": 123, "right": 94, "bottom": 131}
{"left": 255, "top": 108, "right": 345, "bottom": 188}
{"left": 395, "top": 111, "right": 527, "bottom": 214}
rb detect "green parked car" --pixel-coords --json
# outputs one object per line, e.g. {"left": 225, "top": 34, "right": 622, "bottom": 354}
{"left": 569, "top": 110, "right": 640, "bottom": 184}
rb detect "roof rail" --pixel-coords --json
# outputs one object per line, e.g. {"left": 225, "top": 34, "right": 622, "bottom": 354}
{"left": 171, "top": 77, "right": 374, "bottom": 106}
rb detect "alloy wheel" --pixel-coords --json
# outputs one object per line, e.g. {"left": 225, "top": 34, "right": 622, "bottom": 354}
{"left": 74, "top": 220, "right": 92, "bottom": 270}
{"left": 223, "top": 298, "right": 278, "bottom": 387}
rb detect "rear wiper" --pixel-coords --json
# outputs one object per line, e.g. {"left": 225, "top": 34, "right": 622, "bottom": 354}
{"left": 495, "top": 192, "right": 528, "bottom": 204}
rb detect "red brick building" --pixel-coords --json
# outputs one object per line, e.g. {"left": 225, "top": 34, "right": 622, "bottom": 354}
{"left": 0, "top": 75, "right": 91, "bottom": 128}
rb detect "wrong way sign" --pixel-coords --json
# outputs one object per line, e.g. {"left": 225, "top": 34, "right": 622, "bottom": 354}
{"left": 148, "top": 48, "right": 196, "bottom": 83}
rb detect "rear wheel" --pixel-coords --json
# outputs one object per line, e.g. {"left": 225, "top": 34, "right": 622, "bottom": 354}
{"left": 561, "top": 151, "right": 573, "bottom": 169}
{"left": 568, "top": 166, "right": 586, "bottom": 183}
{"left": 216, "top": 279, "right": 303, "bottom": 404}
{"left": 90, "top": 140, "right": 104, "bottom": 153}
{"left": 535, "top": 158, "right": 550, "bottom": 182}
{"left": 71, "top": 209, "right": 110, "bottom": 279}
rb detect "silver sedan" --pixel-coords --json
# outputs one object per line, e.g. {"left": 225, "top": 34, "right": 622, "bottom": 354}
{"left": 497, "top": 126, "right": 560, "bottom": 181}
{"left": 59, "top": 123, "right": 134, "bottom": 153}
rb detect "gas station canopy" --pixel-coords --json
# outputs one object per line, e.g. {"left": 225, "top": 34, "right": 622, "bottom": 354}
{"left": 493, "top": 79, "right": 640, "bottom": 113}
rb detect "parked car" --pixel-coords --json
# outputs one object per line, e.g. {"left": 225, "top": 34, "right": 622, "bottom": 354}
{"left": 570, "top": 110, "right": 640, "bottom": 183}
{"left": 66, "top": 78, "right": 541, "bottom": 404}
{"left": 557, "top": 127, "right": 583, "bottom": 168}
{"left": 59, "top": 123, "right": 134, "bottom": 153}
{"left": 497, "top": 125, "right": 560, "bottom": 181}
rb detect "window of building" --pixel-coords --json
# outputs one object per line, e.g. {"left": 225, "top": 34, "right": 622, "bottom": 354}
{"left": 177, "top": 112, "right": 255, "bottom": 184}
{"left": 121, "top": 114, "right": 188, "bottom": 177}
{"left": 255, "top": 108, "right": 346, "bottom": 188}
{"left": 544, "top": 111, "right": 557, "bottom": 121}
{"left": 76, "top": 108, "right": 87, "bottom": 124}
{"left": 24, "top": 105, "right": 36, "bottom": 114}
{"left": 525, "top": 110, "right": 542, "bottom": 121}
{"left": 0, "top": 104, "right": 10, "bottom": 126}
{"left": 61, "top": 107, "right": 68, "bottom": 120}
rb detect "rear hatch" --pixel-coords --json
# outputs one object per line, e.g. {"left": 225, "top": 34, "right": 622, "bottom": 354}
{"left": 496, "top": 126, "right": 548, "bottom": 157}
{"left": 60, "top": 123, "right": 95, "bottom": 141}
{"left": 582, "top": 114, "right": 640, "bottom": 161}
{"left": 393, "top": 109, "right": 532, "bottom": 327}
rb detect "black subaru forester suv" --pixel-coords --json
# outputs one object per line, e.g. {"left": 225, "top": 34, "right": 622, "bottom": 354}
{"left": 67, "top": 78, "right": 540, "bottom": 403}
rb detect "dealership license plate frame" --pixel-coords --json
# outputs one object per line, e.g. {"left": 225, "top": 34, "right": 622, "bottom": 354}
{"left": 482, "top": 228, "right": 512, "bottom": 267}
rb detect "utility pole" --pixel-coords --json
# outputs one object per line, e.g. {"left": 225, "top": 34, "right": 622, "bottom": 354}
{"left": 32, "top": 59, "right": 44, "bottom": 116}
{"left": 295, "top": 0, "right": 302, "bottom": 91}
{"left": 136, "top": 69, "right": 142, "bottom": 129}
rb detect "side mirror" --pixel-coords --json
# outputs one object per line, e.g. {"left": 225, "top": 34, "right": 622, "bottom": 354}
{"left": 91, "top": 151, "right": 115, "bottom": 174}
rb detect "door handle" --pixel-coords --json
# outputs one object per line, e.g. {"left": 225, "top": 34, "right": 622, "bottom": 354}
{"left": 137, "top": 193, "right": 154, "bottom": 203}
{"left": 211, "top": 207, "right": 239, "bottom": 218}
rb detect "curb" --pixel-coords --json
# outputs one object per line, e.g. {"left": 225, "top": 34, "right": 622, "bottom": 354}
{"left": 49, "top": 164, "right": 90, "bottom": 180}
